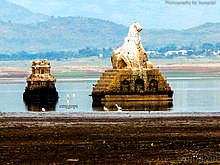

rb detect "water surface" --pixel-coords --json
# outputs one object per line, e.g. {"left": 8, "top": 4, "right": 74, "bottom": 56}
{"left": 0, "top": 77, "right": 219, "bottom": 113}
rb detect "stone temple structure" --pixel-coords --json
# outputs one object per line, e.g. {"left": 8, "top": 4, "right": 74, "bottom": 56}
{"left": 91, "top": 22, "right": 173, "bottom": 111}
{"left": 23, "top": 60, "right": 58, "bottom": 108}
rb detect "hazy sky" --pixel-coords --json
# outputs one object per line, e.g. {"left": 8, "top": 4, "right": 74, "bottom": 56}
{"left": 8, "top": 0, "right": 220, "bottom": 29}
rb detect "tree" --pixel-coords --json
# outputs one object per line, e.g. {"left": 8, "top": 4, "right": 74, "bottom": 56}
{"left": 201, "top": 43, "right": 214, "bottom": 51}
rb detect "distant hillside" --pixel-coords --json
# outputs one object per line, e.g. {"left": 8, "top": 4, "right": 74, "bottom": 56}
{"left": 182, "top": 22, "right": 220, "bottom": 44}
{"left": 0, "top": 16, "right": 220, "bottom": 53}
{"left": 0, "top": 0, "right": 49, "bottom": 24}
{"left": 0, "top": 17, "right": 128, "bottom": 52}
{"left": 0, "top": 0, "right": 220, "bottom": 55}
{"left": 141, "top": 22, "right": 220, "bottom": 49}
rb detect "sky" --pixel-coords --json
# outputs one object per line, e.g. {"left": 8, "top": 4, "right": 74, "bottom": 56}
{"left": 7, "top": 0, "right": 220, "bottom": 30}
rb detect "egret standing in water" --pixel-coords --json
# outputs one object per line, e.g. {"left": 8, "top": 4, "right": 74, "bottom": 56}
{"left": 115, "top": 104, "right": 122, "bottom": 111}
{"left": 66, "top": 99, "right": 70, "bottom": 105}
{"left": 103, "top": 106, "right": 109, "bottom": 111}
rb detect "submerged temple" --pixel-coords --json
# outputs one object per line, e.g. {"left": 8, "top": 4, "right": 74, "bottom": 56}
{"left": 91, "top": 22, "right": 173, "bottom": 110}
{"left": 23, "top": 60, "right": 58, "bottom": 105}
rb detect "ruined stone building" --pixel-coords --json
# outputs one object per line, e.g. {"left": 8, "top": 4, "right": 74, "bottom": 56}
{"left": 23, "top": 60, "right": 58, "bottom": 107}
{"left": 91, "top": 22, "right": 173, "bottom": 111}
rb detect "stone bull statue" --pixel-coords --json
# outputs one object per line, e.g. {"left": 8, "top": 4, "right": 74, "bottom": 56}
{"left": 111, "top": 22, "right": 153, "bottom": 69}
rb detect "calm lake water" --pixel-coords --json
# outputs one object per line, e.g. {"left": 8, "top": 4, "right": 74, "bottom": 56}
{"left": 0, "top": 77, "right": 220, "bottom": 113}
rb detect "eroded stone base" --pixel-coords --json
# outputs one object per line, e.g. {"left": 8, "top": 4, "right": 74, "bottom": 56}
{"left": 103, "top": 94, "right": 173, "bottom": 102}
{"left": 93, "top": 101, "right": 173, "bottom": 111}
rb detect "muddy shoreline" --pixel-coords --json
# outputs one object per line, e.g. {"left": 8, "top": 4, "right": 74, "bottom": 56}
{"left": 1, "top": 62, "right": 220, "bottom": 80}
{"left": 1, "top": 113, "right": 220, "bottom": 164}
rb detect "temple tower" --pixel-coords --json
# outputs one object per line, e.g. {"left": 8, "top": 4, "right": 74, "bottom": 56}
{"left": 23, "top": 60, "right": 58, "bottom": 104}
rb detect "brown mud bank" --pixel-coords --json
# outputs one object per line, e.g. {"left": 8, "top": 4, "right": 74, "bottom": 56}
{"left": 1, "top": 62, "right": 220, "bottom": 80}
{"left": 0, "top": 114, "right": 220, "bottom": 164}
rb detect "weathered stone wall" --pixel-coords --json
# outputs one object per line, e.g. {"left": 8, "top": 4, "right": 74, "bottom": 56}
{"left": 93, "top": 69, "right": 172, "bottom": 95}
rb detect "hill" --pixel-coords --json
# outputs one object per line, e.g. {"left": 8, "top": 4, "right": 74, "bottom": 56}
{"left": 0, "top": 17, "right": 128, "bottom": 53}
{"left": 0, "top": 17, "right": 220, "bottom": 53}
{"left": 0, "top": 3, "right": 220, "bottom": 54}
{"left": 0, "top": 0, "right": 49, "bottom": 24}
{"left": 141, "top": 22, "right": 220, "bottom": 49}
{"left": 182, "top": 22, "right": 220, "bottom": 44}
{"left": 0, "top": 0, "right": 220, "bottom": 55}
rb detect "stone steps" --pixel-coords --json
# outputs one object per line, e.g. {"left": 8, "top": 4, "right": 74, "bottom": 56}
{"left": 93, "top": 69, "right": 119, "bottom": 93}
{"left": 102, "top": 73, "right": 118, "bottom": 77}
{"left": 97, "top": 79, "right": 114, "bottom": 83}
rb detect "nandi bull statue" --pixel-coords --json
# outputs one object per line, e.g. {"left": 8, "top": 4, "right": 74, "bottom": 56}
{"left": 92, "top": 22, "right": 173, "bottom": 109}
{"left": 111, "top": 22, "right": 153, "bottom": 69}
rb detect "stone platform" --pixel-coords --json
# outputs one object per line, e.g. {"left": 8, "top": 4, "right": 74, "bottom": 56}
{"left": 92, "top": 68, "right": 173, "bottom": 108}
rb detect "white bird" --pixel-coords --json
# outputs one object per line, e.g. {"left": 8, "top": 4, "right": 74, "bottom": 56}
{"left": 41, "top": 107, "right": 46, "bottom": 112}
{"left": 72, "top": 94, "right": 76, "bottom": 98}
{"left": 103, "top": 106, "right": 109, "bottom": 111}
{"left": 67, "top": 94, "right": 69, "bottom": 98}
{"left": 115, "top": 104, "right": 122, "bottom": 111}
{"left": 66, "top": 99, "right": 70, "bottom": 105}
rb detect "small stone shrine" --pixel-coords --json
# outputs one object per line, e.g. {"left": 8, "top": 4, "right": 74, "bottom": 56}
{"left": 23, "top": 60, "right": 58, "bottom": 104}
{"left": 91, "top": 22, "right": 173, "bottom": 110}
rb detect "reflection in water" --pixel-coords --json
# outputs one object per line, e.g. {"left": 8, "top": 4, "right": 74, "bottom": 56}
{"left": 24, "top": 101, "right": 57, "bottom": 112}
{"left": 93, "top": 101, "right": 173, "bottom": 112}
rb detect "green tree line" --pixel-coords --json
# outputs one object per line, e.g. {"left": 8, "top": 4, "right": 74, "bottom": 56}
{"left": 0, "top": 43, "right": 220, "bottom": 61}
